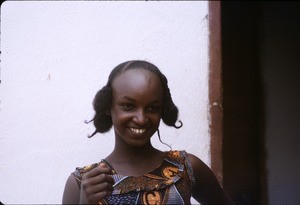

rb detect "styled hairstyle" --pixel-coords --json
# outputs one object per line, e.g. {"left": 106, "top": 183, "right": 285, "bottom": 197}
{"left": 87, "top": 60, "right": 182, "bottom": 138}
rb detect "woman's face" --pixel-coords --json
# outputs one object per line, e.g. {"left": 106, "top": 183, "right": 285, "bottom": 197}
{"left": 110, "top": 69, "right": 163, "bottom": 147}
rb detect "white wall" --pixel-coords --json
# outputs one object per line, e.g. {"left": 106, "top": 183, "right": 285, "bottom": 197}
{"left": 0, "top": 1, "right": 210, "bottom": 204}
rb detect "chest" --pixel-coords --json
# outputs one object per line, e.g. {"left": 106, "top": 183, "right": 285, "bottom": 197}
{"left": 100, "top": 158, "right": 193, "bottom": 205}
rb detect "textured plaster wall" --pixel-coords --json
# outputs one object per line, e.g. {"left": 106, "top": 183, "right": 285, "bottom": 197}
{"left": 0, "top": 1, "right": 209, "bottom": 204}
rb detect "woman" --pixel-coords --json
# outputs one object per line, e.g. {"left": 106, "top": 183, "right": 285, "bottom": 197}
{"left": 62, "top": 60, "right": 233, "bottom": 204}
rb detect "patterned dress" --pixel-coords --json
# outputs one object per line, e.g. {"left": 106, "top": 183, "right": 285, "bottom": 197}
{"left": 72, "top": 150, "right": 196, "bottom": 205}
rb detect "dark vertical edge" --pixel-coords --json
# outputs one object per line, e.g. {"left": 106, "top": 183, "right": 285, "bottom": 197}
{"left": 208, "top": 1, "right": 223, "bottom": 185}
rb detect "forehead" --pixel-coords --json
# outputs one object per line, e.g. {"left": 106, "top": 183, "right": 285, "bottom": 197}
{"left": 111, "top": 69, "right": 163, "bottom": 99}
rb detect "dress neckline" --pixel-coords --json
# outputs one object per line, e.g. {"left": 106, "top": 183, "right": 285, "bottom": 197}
{"left": 104, "top": 150, "right": 185, "bottom": 195}
{"left": 101, "top": 151, "right": 170, "bottom": 177}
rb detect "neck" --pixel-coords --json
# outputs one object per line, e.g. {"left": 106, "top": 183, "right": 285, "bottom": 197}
{"left": 111, "top": 141, "right": 159, "bottom": 161}
{"left": 105, "top": 133, "right": 165, "bottom": 176}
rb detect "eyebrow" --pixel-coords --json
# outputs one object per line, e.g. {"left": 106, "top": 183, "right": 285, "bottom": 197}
{"left": 121, "top": 96, "right": 161, "bottom": 104}
{"left": 121, "top": 96, "right": 135, "bottom": 102}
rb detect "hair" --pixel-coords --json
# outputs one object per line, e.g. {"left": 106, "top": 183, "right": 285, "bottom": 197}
{"left": 86, "top": 60, "right": 183, "bottom": 138}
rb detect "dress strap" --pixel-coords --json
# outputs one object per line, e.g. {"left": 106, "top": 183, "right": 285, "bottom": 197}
{"left": 72, "top": 162, "right": 100, "bottom": 187}
{"left": 181, "top": 151, "right": 196, "bottom": 188}
{"left": 165, "top": 150, "right": 196, "bottom": 188}
{"left": 101, "top": 159, "right": 117, "bottom": 174}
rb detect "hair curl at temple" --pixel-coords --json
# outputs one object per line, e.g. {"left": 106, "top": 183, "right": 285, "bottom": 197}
{"left": 87, "top": 60, "right": 183, "bottom": 138}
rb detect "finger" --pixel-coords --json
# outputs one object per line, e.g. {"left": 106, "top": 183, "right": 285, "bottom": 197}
{"left": 93, "top": 173, "right": 115, "bottom": 185}
{"left": 99, "top": 162, "right": 116, "bottom": 174}
{"left": 83, "top": 165, "right": 113, "bottom": 178}
{"left": 85, "top": 181, "right": 114, "bottom": 195}
{"left": 82, "top": 173, "right": 115, "bottom": 188}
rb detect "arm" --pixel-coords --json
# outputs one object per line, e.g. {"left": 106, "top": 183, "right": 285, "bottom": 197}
{"left": 62, "top": 174, "right": 80, "bottom": 204}
{"left": 188, "top": 153, "right": 234, "bottom": 205}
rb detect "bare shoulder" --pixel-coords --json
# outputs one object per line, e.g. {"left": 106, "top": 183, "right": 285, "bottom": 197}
{"left": 186, "top": 152, "right": 235, "bottom": 205}
{"left": 62, "top": 174, "right": 80, "bottom": 204}
{"left": 187, "top": 153, "right": 210, "bottom": 173}
{"left": 187, "top": 153, "right": 219, "bottom": 188}
{"left": 187, "top": 153, "right": 218, "bottom": 181}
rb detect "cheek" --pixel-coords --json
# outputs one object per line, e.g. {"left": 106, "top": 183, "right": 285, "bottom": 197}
{"left": 151, "top": 114, "right": 162, "bottom": 126}
{"left": 110, "top": 109, "right": 131, "bottom": 124}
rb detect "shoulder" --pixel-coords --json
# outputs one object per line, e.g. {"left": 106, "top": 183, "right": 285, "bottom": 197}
{"left": 165, "top": 150, "right": 207, "bottom": 169}
{"left": 186, "top": 153, "right": 212, "bottom": 177}
{"left": 62, "top": 162, "right": 101, "bottom": 204}
{"left": 185, "top": 152, "right": 217, "bottom": 188}
{"left": 186, "top": 152, "right": 235, "bottom": 205}
{"left": 164, "top": 150, "right": 191, "bottom": 160}
{"left": 73, "top": 162, "right": 102, "bottom": 181}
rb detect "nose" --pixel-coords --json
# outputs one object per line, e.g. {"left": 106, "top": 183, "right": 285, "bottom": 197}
{"left": 133, "top": 109, "right": 148, "bottom": 126}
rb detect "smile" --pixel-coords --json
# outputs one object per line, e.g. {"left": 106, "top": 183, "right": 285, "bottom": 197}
{"left": 130, "top": 128, "right": 146, "bottom": 134}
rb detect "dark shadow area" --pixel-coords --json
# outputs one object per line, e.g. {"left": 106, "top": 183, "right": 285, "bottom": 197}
{"left": 223, "top": 1, "right": 300, "bottom": 204}
{"left": 222, "top": 2, "right": 267, "bottom": 204}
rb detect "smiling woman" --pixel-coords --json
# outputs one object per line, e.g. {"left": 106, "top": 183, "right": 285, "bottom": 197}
{"left": 62, "top": 60, "right": 233, "bottom": 204}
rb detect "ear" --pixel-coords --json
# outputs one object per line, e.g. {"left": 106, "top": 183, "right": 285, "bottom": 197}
{"left": 105, "top": 110, "right": 111, "bottom": 115}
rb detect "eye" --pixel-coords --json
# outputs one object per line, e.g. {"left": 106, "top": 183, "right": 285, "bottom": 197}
{"left": 147, "top": 105, "right": 161, "bottom": 113}
{"left": 120, "top": 103, "right": 134, "bottom": 111}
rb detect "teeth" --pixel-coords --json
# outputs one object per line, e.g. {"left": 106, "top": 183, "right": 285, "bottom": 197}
{"left": 130, "top": 128, "right": 146, "bottom": 134}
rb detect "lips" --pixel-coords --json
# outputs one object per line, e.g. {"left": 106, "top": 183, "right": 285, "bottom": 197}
{"left": 130, "top": 128, "right": 146, "bottom": 134}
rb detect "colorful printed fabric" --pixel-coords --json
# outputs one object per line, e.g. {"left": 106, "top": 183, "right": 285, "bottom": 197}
{"left": 72, "top": 150, "right": 196, "bottom": 205}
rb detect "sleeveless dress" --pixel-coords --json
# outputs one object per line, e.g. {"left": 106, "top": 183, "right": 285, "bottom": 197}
{"left": 72, "top": 150, "right": 196, "bottom": 205}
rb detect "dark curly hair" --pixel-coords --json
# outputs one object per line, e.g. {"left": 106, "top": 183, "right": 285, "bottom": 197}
{"left": 87, "top": 60, "right": 183, "bottom": 138}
